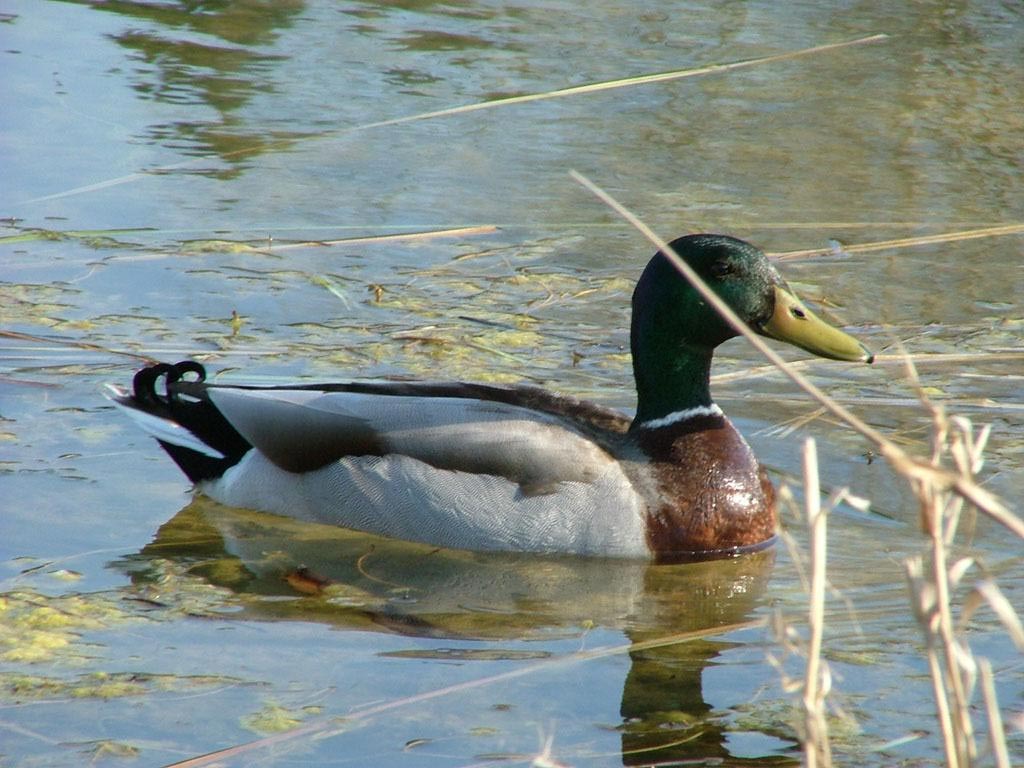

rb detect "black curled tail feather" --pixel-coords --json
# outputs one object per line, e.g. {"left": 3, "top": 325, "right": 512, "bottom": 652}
{"left": 132, "top": 360, "right": 207, "bottom": 407}
{"left": 129, "top": 361, "right": 252, "bottom": 483}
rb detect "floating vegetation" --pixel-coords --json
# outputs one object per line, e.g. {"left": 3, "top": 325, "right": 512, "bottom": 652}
{"left": 68, "top": 740, "right": 142, "bottom": 760}
{"left": 0, "top": 589, "right": 133, "bottom": 665}
{"left": 238, "top": 701, "right": 325, "bottom": 735}
{"left": 2, "top": 670, "right": 245, "bottom": 702}
{"left": 0, "top": 283, "right": 80, "bottom": 327}
{"left": 180, "top": 238, "right": 269, "bottom": 254}
{"left": 0, "top": 226, "right": 149, "bottom": 249}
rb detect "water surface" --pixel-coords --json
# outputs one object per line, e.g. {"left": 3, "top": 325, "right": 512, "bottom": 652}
{"left": 2, "top": 1, "right": 1023, "bottom": 765}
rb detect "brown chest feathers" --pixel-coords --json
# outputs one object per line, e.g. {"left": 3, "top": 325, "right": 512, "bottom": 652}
{"left": 634, "top": 414, "right": 777, "bottom": 563}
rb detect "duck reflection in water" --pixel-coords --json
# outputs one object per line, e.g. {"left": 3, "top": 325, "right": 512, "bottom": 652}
{"left": 122, "top": 499, "right": 792, "bottom": 765}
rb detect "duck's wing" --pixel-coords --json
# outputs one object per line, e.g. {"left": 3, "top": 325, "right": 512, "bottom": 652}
{"left": 205, "top": 386, "right": 621, "bottom": 490}
{"left": 109, "top": 364, "right": 633, "bottom": 492}
{"left": 109, "top": 364, "right": 650, "bottom": 556}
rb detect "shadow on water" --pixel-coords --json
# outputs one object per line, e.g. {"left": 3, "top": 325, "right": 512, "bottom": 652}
{"left": 118, "top": 497, "right": 794, "bottom": 765}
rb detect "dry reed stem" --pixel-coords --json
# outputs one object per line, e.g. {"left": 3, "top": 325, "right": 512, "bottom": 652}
{"left": 355, "top": 34, "right": 889, "bottom": 130}
{"left": 802, "top": 438, "right": 833, "bottom": 768}
{"left": 979, "top": 659, "right": 1012, "bottom": 768}
{"left": 900, "top": 356, "right": 1017, "bottom": 768}
{"left": 918, "top": 380, "right": 975, "bottom": 766}
{"left": 263, "top": 225, "right": 499, "bottom": 251}
{"left": 963, "top": 580, "right": 1024, "bottom": 650}
{"left": 160, "top": 618, "right": 764, "bottom": 768}
{"left": 772, "top": 223, "right": 1024, "bottom": 260}
{"left": 0, "top": 329, "right": 158, "bottom": 364}
{"left": 572, "top": 173, "right": 1022, "bottom": 766}
{"left": 570, "top": 171, "right": 1024, "bottom": 542}
{"left": 24, "top": 34, "right": 887, "bottom": 205}
{"left": 931, "top": 518, "right": 977, "bottom": 766}
{"left": 907, "top": 556, "right": 963, "bottom": 768}
{"left": 768, "top": 473, "right": 855, "bottom": 766}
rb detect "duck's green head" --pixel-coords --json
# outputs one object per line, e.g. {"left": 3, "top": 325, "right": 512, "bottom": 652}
{"left": 630, "top": 233, "right": 872, "bottom": 424}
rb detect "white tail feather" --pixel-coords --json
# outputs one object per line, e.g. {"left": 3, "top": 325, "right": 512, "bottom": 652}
{"left": 104, "top": 385, "right": 225, "bottom": 459}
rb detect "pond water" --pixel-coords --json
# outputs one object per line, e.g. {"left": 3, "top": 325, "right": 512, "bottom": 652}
{"left": 2, "top": 1, "right": 1023, "bottom": 766}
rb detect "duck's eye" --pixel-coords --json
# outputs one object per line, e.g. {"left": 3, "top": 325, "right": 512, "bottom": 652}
{"left": 709, "top": 260, "right": 734, "bottom": 278}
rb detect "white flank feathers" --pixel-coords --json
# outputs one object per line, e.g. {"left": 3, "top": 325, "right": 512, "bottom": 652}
{"left": 204, "top": 450, "right": 649, "bottom": 558}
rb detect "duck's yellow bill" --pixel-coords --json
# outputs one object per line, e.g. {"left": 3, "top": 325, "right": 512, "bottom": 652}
{"left": 760, "top": 285, "right": 873, "bottom": 363}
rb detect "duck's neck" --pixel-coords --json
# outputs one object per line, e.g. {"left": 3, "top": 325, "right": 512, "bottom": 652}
{"left": 631, "top": 342, "right": 715, "bottom": 428}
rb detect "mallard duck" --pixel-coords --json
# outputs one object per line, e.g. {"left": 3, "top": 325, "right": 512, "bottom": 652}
{"left": 109, "top": 234, "right": 872, "bottom": 562}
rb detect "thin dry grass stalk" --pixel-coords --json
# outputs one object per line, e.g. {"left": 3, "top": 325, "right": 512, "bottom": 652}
{"left": 0, "top": 329, "right": 157, "bottom": 364}
{"left": 979, "top": 659, "right": 1012, "bottom": 768}
{"left": 264, "top": 225, "right": 499, "bottom": 251}
{"left": 25, "top": 34, "right": 887, "bottom": 205}
{"left": 769, "top": 445, "right": 870, "bottom": 767}
{"left": 570, "top": 171, "right": 1024, "bottom": 544}
{"left": 901, "top": 369, "right": 1020, "bottom": 768}
{"left": 767, "top": 469, "right": 851, "bottom": 767}
{"left": 357, "top": 34, "right": 888, "bottom": 131}
{"left": 160, "top": 618, "right": 765, "bottom": 768}
{"left": 801, "top": 438, "right": 833, "bottom": 768}
{"left": 772, "top": 223, "right": 1024, "bottom": 260}
{"left": 572, "top": 173, "right": 1022, "bottom": 766}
